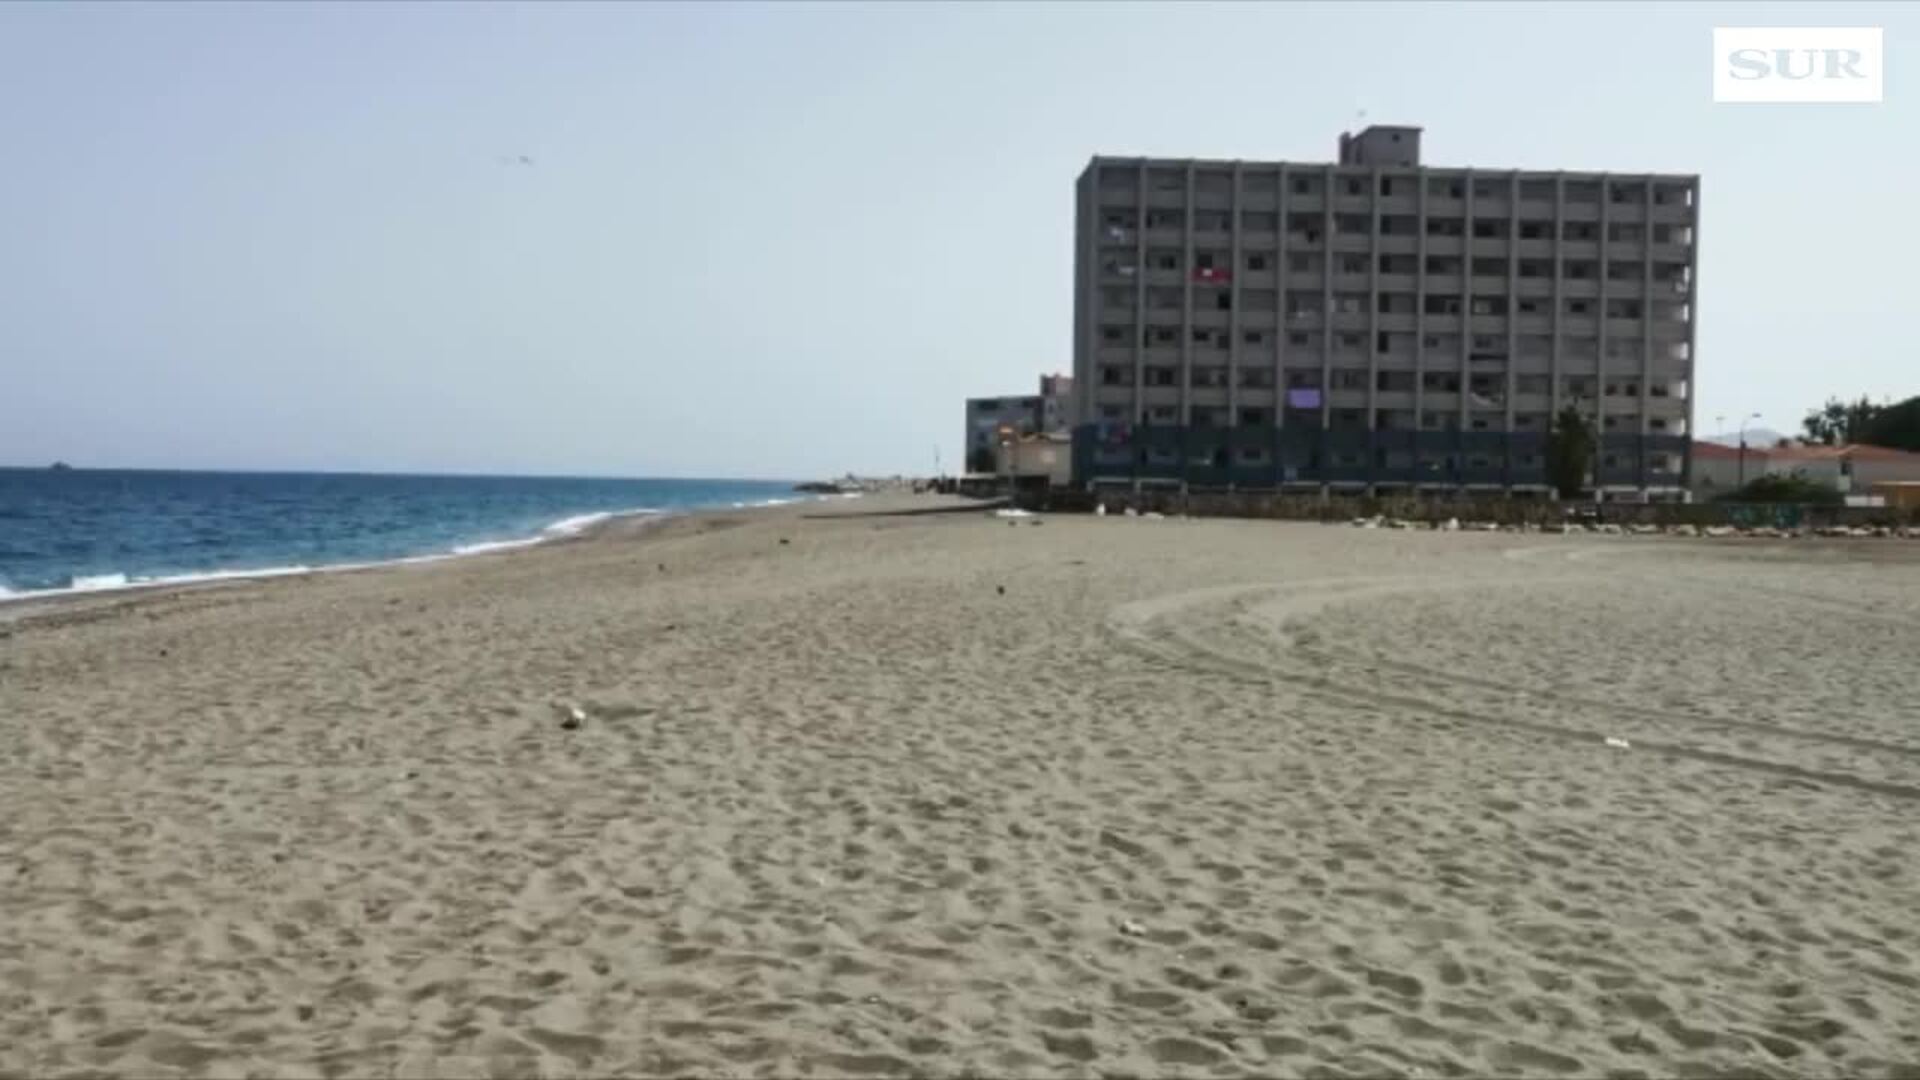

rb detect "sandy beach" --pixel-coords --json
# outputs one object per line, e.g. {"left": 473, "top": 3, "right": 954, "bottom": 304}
{"left": 3, "top": 495, "right": 1918, "bottom": 1079}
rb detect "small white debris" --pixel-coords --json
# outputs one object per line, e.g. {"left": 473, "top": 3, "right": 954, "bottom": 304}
{"left": 994, "top": 508, "right": 1034, "bottom": 519}
{"left": 1095, "top": 503, "right": 1108, "bottom": 517}
{"left": 1604, "top": 736, "right": 1631, "bottom": 750}
{"left": 1118, "top": 919, "right": 1147, "bottom": 937}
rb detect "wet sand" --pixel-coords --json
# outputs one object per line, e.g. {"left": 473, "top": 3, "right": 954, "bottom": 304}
{"left": 3, "top": 496, "right": 1918, "bottom": 1078}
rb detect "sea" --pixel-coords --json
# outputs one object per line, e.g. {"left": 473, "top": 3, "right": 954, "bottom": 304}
{"left": 0, "top": 468, "right": 814, "bottom": 601}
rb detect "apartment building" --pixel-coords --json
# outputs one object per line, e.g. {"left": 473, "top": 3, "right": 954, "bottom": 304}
{"left": 1071, "top": 126, "right": 1698, "bottom": 497}
{"left": 965, "top": 375, "right": 1074, "bottom": 472}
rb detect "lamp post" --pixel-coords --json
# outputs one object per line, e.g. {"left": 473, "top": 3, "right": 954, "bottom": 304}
{"left": 1737, "top": 412, "right": 1761, "bottom": 488}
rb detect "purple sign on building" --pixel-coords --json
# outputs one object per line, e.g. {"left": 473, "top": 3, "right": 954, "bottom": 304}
{"left": 1286, "top": 388, "right": 1323, "bottom": 410}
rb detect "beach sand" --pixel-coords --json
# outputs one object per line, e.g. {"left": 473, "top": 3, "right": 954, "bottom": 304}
{"left": 3, "top": 496, "right": 1918, "bottom": 1078}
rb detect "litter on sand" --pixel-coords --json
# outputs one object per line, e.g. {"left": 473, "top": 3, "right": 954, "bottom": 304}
{"left": 994, "top": 508, "right": 1034, "bottom": 519}
{"left": 1604, "top": 736, "right": 1631, "bottom": 749}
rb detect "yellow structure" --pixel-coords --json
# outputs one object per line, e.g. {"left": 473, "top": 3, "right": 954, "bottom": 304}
{"left": 1871, "top": 481, "right": 1920, "bottom": 510}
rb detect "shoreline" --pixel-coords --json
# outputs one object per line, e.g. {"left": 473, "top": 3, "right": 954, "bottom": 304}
{"left": 0, "top": 493, "right": 863, "bottom": 623}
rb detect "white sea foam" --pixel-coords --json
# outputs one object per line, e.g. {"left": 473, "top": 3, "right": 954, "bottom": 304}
{"left": 451, "top": 537, "right": 544, "bottom": 556}
{"left": 0, "top": 499, "right": 781, "bottom": 607}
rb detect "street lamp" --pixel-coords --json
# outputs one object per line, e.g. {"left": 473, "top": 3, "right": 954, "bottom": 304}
{"left": 1737, "top": 412, "right": 1762, "bottom": 487}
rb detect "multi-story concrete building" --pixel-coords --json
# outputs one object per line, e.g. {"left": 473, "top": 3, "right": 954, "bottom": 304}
{"left": 1071, "top": 126, "right": 1698, "bottom": 497}
{"left": 965, "top": 375, "right": 1074, "bottom": 472}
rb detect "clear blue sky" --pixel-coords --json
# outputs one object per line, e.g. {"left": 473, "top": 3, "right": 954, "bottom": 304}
{"left": 2, "top": 2, "right": 1913, "bottom": 476}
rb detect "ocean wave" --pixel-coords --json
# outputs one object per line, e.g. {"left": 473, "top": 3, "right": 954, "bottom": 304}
{"left": 0, "top": 498, "right": 792, "bottom": 607}
{"left": 0, "top": 565, "right": 316, "bottom": 605}
{"left": 450, "top": 537, "right": 545, "bottom": 556}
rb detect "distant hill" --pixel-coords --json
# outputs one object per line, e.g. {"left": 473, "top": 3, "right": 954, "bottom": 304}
{"left": 1700, "top": 428, "right": 1789, "bottom": 449}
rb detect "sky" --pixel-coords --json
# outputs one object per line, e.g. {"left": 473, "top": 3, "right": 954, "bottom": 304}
{"left": 1, "top": 1, "right": 1914, "bottom": 478}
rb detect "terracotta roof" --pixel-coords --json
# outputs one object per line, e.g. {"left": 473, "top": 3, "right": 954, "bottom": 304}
{"left": 1770, "top": 443, "right": 1920, "bottom": 463}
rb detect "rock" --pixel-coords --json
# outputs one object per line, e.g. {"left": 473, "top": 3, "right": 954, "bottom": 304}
{"left": 1471, "top": 521, "right": 1500, "bottom": 532}
{"left": 1669, "top": 524, "right": 1700, "bottom": 537}
{"left": 1117, "top": 919, "right": 1147, "bottom": 938}
{"left": 1629, "top": 524, "right": 1660, "bottom": 536}
{"left": 1441, "top": 517, "right": 1461, "bottom": 532}
{"left": 1144, "top": 512, "right": 1165, "bottom": 520}
{"left": 996, "top": 585, "right": 1005, "bottom": 596}
{"left": 555, "top": 702, "right": 587, "bottom": 731}
{"left": 778, "top": 538, "right": 791, "bottom": 545}
{"left": 1095, "top": 504, "right": 1108, "bottom": 517}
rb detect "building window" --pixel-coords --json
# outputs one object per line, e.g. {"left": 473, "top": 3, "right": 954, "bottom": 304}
{"left": 1288, "top": 332, "right": 1310, "bottom": 347}
{"left": 1244, "top": 330, "right": 1265, "bottom": 345}
{"left": 1247, "top": 254, "right": 1269, "bottom": 271}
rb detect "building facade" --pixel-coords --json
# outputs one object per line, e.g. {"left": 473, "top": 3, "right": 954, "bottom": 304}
{"left": 1071, "top": 127, "right": 1699, "bottom": 496}
{"left": 965, "top": 375, "right": 1074, "bottom": 472}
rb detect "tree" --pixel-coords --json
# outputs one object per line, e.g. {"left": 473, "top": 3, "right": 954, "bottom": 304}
{"left": 1545, "top": 406, "right": 1595, "bottom": 500}
{"left": 1713, "top": 474, "right": 1843, "bottom": 506}
{"left": 1801, "top": 396, "right": 1883, "bottom": 446}
{"left": 966, "top": 446, "right": 997, "bottom": 475}
{"left": 1858, "top": 395, "right": 1920, "bottom": 453}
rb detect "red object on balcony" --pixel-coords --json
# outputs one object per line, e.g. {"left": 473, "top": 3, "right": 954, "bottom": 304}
{"left": 1193, "top": 267, "right": 1232, "bottom": 284}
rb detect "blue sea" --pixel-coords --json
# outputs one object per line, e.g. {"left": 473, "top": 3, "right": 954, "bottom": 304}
{"left": 0, "top": 469, "right": 810, "bottom": 600}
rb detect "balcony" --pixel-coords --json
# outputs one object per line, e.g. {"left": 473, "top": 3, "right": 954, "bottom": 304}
{"left": 1377, "top": 313, "right": 1417, "bottom": 333}
{"left": 1561, "top": 278, "right": 1600, "bottom": 299}
{"left": 1469, "top": 238, "right": 1510, "bottom": 259}
{"left": 1428, "top": 196, "right": 1465, "bottom": 217}
{"left": 1424, "top": 313, "right": 1463, "bottom": 333}
{"left": 1561, "top": 202, "right": 1600, "bottom": 222}
{"left": 1378, "top": 195, "right": 1416, "bottom": 215}
{"left": 1516, "top": 239, "right": 1554, "bottom": 260}
{"left": 1518, "top": 199, "right": 1555, "bottom": 220}
{"left": 1606, "top": 317, "right": 1644, "bottom": 338}
{"left": 1650, "top": 243, "right": 1692, "bottom": 263}
{"left": 1144, "top": 227, "right": 1182, "bottom": 248}
{"left": 1606, "top": 202, "right": 1647, "bottom": 224}
{"left": 1426, "top": 236, "right": 1465, "bottom": 256}
{"left": 1514, "top": 277, "right": 1554, "bottom": 298}
{"left": 1331, "top": 234, "right": 1371, "bottom": 254}
{"left": 1649, "top": 202, "right": 1695, "bottom": 224}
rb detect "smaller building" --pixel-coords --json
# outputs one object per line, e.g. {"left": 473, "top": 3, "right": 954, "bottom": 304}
{"left": 1691, "top": 440, "right": 1920, "bottom": 498}
{"left": 997, "top": 432, "right": 1073, "bottom": 489}
{"left": 965, "top": 374, "right": 1074, "bottom": 472}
